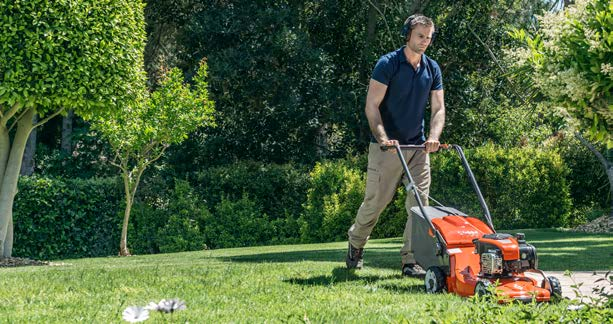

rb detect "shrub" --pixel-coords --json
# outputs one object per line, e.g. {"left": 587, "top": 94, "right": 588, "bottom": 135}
{"left": 301, "top": 145, "right": 573, "bottom": 243}
{"left": 553, "top": 134, "right": 609, "bottom": 225}
{"left": 129, "top": 179, "right": 210, "bottom": 254}
{"left": 157, "top": 180, "right": 209, "bottom": 253}
{"left": 299, "top": 154, "right": 405, "bottom": 242}
{"left": 193, "top": 160, "right": 309, "bottom": 243}
{"left": 430, "top": 144, "right": 572, "bottom": 229}
{"left": 203, "top": 195, "right": 274, "bottom": 248}
{"left": 299, "top": 156, "right": 362, "bottom": 243}
{"left": 13, "top": 177, "right": 123, "bottom": 259}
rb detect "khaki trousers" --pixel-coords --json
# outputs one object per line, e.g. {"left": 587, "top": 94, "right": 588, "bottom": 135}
{"left": 348, "top": 142, "right": 430, "bottom": 264}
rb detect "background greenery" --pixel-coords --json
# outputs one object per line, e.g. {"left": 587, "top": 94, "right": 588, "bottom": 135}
{"left": 11, "top": 146, "right": 585, "bottom": 260}
{"left": 9, "top": 0, "right": 612, "bottom": 259}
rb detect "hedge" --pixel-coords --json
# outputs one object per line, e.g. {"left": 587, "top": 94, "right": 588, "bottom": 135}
{"left": 13, "top": 177, "right": 123, "bottom": 260}
{"left": 299, "top": 145, "right": 573, "bottom": 242}
{"left": 11, "top": 145, "right": 573, "bottom": 258}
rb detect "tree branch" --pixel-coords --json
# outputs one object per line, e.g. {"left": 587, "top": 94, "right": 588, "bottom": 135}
{"left": 33, "top": 107, "right": 66, "bottom": 128}
{"left": 366, "top": 0, "right": 395, "bottom": 49}
{"left": 7, "top": 108, "right": 30, "bottom": 132}
{"left": 465, "top": 24, "right": 535, "bottom": 115}
{"left": 1, "top": 102, "right": 23, "bottom": 127}
{"left": 575, "top": 132, "right": 610, "bottom": 169}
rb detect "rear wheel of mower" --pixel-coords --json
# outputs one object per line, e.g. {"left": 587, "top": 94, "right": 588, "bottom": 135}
{"left": 424, "top": 266, "right": 446, "bottom": 293}
{"left": 548, "top": 276, "right": 562, "bottom": 301}
{"left": 474, "top": 279, "right": 493, "bottom": 296}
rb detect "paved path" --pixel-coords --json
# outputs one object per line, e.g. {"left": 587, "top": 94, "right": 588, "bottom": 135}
{"left": 546, "top": 271, "right": 611, "bottom": 301}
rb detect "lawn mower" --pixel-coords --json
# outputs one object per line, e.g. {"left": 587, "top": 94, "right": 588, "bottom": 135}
{"left": 384, "top": 143, "right": 562, "bottom": 302}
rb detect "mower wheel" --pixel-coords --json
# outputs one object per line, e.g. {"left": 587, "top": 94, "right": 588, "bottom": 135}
{"left": 548, "top": 276, "right": 562, "bottom": 301}
{"left": 424, "top": 266, "right": 446, "bottom": 293}
{"left": 474, "top": 279, "right": 493, "bottom": 296}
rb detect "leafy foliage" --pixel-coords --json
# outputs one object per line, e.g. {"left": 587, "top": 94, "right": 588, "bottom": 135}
{"left": 193, "top": 161, "right": 309, "bottom": 223}
{"left": 94, "top": 61, "right": 215, "bottom": 255}
{"left": 509, "top": 0, "right": 613, "bottom": 145}
{"left": 95, "top": 62, "right": 215, "bottom": 154}
{"left": 0, "top": 0, "right": 146, "bottom": 116}
{"left": 12, "top": 177, "right": 122, "bottom": 260}
{"left": 300, "top": 146, "right": 573, "bottom": 243}
{"left": 130, "top": 180, "right": 209, "bottom": 254}
{"left": 0, "top": 0, "right": 148, "bottom": 257}
{"left": 431, "top": 144, "right": 572, "bottom": 229}
{"left": 203, "top": 195, "right": 275, "bottom": 249}
{"left": 175, "top": 1, "right": 336, "bottom": 166}
{"left": 34, "top": 121, "right": 115, "bottom": 179}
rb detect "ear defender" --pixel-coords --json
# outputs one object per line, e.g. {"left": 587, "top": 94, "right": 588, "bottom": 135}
{"left": 400, "top": 16, "right": 437, "bottom": 44}
{"left": 400, "top": 16, "right": 414, "bottom": 40}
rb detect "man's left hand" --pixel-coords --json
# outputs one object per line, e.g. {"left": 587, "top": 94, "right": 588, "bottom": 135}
{"left": 424, "top": 138, "right": 440, "bottom": 153}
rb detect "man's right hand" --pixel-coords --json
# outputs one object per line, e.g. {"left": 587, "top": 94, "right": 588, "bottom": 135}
{"left": 381, "top": 139, "right": 399, "bottom": 152}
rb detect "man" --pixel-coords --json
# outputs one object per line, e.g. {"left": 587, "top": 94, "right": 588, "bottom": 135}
{"left": 346, "top": 14, "right": 445, "bottom": 276}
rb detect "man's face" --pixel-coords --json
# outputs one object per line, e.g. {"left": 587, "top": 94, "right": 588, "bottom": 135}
{"left": 407, "top": 24, "right": 434, "bottom": 54}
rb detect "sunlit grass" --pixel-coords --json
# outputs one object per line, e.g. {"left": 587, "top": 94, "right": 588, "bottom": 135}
{"left": 0, "top": 229, "right": 610, "bottom": 322}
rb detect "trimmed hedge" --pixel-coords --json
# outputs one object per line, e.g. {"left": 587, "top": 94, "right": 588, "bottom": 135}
{"left": 13, "top": 177, "right": 123, "bottom": 260}
{"left": 430, "top": 145, "right": 572, "bottom": 229}
{"left": 11, "top": 145, "right": 573, "bottom": 258}
{"left": 193, "top": 161, "right": 310, "bottom": 221}
{"left": 299, "top": 145, "right": 573, "bottom": 242}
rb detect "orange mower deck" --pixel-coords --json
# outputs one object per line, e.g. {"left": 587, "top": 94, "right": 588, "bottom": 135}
{"left": 387, "top": 144, "right": 561, "bottom": 303}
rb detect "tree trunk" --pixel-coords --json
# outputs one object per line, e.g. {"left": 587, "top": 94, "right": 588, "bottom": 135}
{"left": 365, "top": 0, "right": 378, "bottom": 53}
{"left": 0, "top": 108, "right": 35, "bottom": 257}
{"left": 61, "top": 110, "right": 74, "bottom": 155}
{"left": 574, "top": 133, "right": 613, "bottom": 223}
{"left": 20, "top": 113, "right": 38, "bottom": 176}
{"left": 119, "top": 170, "right": 133, "bottom": 256}
{"left": 410, "top": 0, "right": 431, "bottom": 14}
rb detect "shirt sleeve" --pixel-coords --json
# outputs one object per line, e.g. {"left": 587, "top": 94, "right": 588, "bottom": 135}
{"left": 430, "top": 60, "right": 443, "bottom": 91}
{"left": 371, "top": 56, "right": 395, "bottom": 85}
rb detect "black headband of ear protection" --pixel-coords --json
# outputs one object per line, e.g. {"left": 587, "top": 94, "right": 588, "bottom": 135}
{"left": 400, "top": 14, "right": 437, "bottom": 43}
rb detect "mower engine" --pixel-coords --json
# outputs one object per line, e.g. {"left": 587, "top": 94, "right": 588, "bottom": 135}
{"left": 473, "top": 233, "right": 537, "bottom": 277}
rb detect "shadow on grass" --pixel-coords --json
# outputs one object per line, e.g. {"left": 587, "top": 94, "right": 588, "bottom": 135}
{"left": 283, "top": 267, "right": 425, "bottom": 293}
{"left": 218, "top": 246, "right": 403, "bottom": 272}
{"left": 215, "top": 230, "right": 612, "bottom": 271}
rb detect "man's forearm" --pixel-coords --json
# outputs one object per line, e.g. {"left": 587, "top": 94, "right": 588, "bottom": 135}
{"left": 428, "top": 106, "right": 445, "bottom": 141}
{"left": 366, "top": 104, "right": 388, "bottom": 143}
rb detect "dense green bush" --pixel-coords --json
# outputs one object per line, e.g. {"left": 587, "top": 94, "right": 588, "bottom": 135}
{"left": 129, "top": 179, "right": 210, "bottom": 254}
{"left": 203, "top": 195, "right": 274, "bottom": 248}
{"left": 301, "top": 145, "right": 573, "bottom": 243}
{"left": 193, "top": 160, "right": 309, "bottom": 238}
{"left": 431, "top": 145, "right": 572, "bottom": 229}
{"left": 13, "top": 177, "right": 123, "bottom": 260}
{"left": 299, "top": 155, "right": 363, "bottom": 243}
{"left": 299, "top": 154, "right": 408, "bottom": 242}
{"left": 12, "top": 145, "right": 575, "bottom": 258}
{"left": 554, "top": 134, "right": 610, "bottom": 225}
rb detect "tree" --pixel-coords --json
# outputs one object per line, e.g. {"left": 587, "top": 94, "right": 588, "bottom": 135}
{"left": 510, "top": 0, "right": 613, "bottom": 218}
{"left": 509, "top": 0, "right": 612, "bottom": 144}
{"left": 0, "top": 0, "right": 146, "bottom": 257}
{"left": 94, "top": 62, "right": 215, "bottom": 256}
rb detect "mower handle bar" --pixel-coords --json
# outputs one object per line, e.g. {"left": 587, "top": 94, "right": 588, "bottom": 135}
{"left": 382, "top": 143, "right": 495, "bottom": 244}
{"left": 380, "top": 143, "right": 450, "bottom": 151}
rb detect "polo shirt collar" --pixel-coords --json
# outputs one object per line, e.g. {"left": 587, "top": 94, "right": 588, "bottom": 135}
{"left": 398, "top": 46, "right": 426, "bottom": 71}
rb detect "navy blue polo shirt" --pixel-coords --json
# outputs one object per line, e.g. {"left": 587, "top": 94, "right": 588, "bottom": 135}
{"left": 370, "top": 46, "right": 443, "bottom": 144}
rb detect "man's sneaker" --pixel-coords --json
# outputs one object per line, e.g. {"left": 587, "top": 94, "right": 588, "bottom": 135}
{"left": 346, "top": 243, "right": 364, "bottom": 269}
{"left": 402, "top": 263, "right": 425, "bottom": 276}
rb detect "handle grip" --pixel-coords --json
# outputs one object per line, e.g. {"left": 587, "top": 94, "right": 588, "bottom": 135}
{"left": 380, "top": 143, "right": 450, "bottom": 151}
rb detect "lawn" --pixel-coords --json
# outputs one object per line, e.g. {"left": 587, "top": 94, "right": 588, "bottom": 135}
{"left": 1, "top": 229, "right": 611, "bottom": 323}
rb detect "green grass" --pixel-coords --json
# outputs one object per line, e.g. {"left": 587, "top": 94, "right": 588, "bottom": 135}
{"left": 1, "top": 229, "right": 611, "bottom": 322}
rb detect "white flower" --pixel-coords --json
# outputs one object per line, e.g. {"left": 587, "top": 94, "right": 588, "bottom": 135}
{"left": 122, "top": 306, "right": 150, "bottom": 323}
{"left": 145, "top": 299, "right": 187, "bottom": 313}
{"left": 601, "top": 63, "right": 613, "bottom": 78}
{"left": 566, "top": 304, "right": 586, "bottom": 311}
